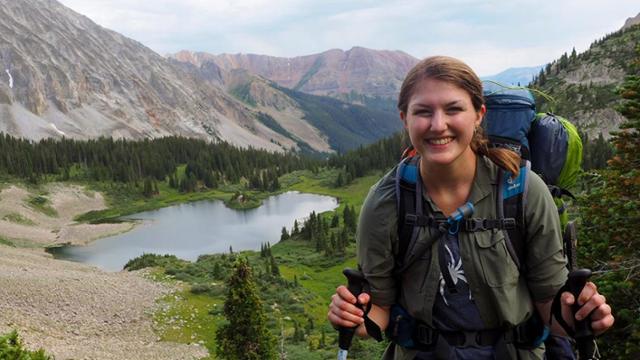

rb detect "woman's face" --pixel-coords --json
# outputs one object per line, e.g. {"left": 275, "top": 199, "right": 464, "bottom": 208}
{"left": 401, "top": 78, "right": 485, "bottom": 168}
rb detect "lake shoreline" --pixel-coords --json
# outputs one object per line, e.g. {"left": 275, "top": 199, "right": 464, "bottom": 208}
{"left": 50, "top": 191, "right": 339, "bottom": 271}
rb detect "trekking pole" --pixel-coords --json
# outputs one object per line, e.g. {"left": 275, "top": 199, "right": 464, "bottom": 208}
{"left": 564, "top": 222, "right": 598, "bottom": 360}
{"left": 567, "top": 269, "right": 596, "bottom": 360}
{"left": 337, "top": 268, "right": 365, "bottom": 360}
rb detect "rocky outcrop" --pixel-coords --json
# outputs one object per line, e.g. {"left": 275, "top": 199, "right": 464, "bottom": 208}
{"left": 622, "top": 12, "right": 640, "bottom": 30}
{"left": 530, "top": 20, "right": 640, "bottom": 139}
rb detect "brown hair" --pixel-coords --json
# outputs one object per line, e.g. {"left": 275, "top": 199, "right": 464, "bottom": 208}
{"left": 398, "top": 56, "right": 520, "bottom": 175}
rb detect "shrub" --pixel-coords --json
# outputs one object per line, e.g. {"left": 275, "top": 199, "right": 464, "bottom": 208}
{"left": 0, "top": 330, "right": 52, "bottom": 360}
{"left": 123, "top": 253, "right": 181, "bottom": 271}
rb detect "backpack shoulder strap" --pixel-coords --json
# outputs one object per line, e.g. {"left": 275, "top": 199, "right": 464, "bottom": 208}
{"left": 497, "top": 160, "right": 530, "bottom": 271}
{"left": 395, "top": 156, "right": 422, "bottom": 270}
{"left": 396, "top": 156, "right": 530, "bottom": 273}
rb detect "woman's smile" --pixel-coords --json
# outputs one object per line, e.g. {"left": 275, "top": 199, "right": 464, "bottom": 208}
{"left": 425, "top": 137, "right": 455, "bottom": 146}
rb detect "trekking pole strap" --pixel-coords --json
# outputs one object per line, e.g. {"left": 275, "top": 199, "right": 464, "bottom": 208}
{"left": 550, "top": 270, "right": 595, "bottom": 345}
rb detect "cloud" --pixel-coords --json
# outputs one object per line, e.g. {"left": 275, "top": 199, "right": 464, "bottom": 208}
{"left": 58, "top": 0, "right": 640, "bottom": 75}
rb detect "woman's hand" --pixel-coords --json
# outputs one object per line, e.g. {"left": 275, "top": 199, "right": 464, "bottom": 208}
{"left": 328, "top": 285, "right": 369, "bottom": 327}
{"left": 561, "top": 281, "right": 614, "bottom": 336}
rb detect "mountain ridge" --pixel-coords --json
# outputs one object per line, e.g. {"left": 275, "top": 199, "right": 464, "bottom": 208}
{"left": 0, "top": 0, "right": 403, "bottom": 154}
{"left": 481, "top": 66, "right": 543, "bottom": 86}
{"left": 531, "top": 23, "right": 640, "bottom": 139}
{"left": 0, "top": 0, "right": 303, "bottom": 152}
{"left": 170, "top": 47, "right": 419, "bottom": 101}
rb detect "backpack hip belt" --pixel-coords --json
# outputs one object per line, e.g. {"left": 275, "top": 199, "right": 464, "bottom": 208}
{"left": 388, "top": 309, "right": 549, "bottom": 351}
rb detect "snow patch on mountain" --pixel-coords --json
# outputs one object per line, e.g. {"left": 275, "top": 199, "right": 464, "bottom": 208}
{"left": 5, "top": 69, "right": 13, "bottom": 88}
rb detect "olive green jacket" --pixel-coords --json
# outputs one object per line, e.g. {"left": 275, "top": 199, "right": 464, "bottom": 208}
{"left": 357, "top": 156, "right": 568, "bottom": 360}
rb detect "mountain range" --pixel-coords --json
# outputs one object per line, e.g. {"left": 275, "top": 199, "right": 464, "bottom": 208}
{"left": 171, "top": 47, "right": 418, "bottom": 102}
{"left": 0, "top": 0, "right": 291, "bottom": 150}
{"left": 0, "top": 0, "right": 637, "bottom": 152}
{"left": 0, "top": 0, "right": 403, "bottom": 153}
{"left": 481, "top": 66, "right": 543, "bottom": 86}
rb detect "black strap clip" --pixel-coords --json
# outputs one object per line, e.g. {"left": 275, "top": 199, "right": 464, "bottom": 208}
{"left": 405, "top": 213, "right": 431, "bottom": 227}
{"left": 502, "top": 218, "right": 516, "bottom": 230}
{"left": 465, "top": 218, "right": 486, "bottom": 232}
{"left": 414, "top": 323, "right": 438, "bottom": 347}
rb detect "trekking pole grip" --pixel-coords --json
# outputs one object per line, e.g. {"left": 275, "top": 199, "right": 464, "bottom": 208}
{"left": 567, "top": 269, "right": 596, "bottom": 359}
{"left": 338, "top": 268, "right": 365, "bottom": 351}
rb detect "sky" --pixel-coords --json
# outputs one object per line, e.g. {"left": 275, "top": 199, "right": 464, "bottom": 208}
{"left": 58, "top": 0, "right": 639, "bottom": 76}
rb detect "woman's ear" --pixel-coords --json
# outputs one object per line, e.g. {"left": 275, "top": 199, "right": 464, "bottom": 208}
{"left": 476, "top": 105, "right": 486, "bottom": 127}
{"left": 400, "top": 111, "right": 408, "bottom": 128}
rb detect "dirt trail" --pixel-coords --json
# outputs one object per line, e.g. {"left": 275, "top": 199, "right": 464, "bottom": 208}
{"left": 0, "top": 184, "right": 134, "bottom": 246}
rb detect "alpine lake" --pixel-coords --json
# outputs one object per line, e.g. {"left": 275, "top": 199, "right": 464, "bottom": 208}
{"left": 49, "top": 191, "right": 338, "bottom": 271}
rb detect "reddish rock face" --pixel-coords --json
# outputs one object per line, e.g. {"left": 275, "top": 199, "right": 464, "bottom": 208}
{"left": 170, "top": 47, "right": 419, "bottom": 100}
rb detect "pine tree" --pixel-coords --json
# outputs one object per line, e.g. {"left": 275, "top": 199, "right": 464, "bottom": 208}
{"left": 269, "top": 255, "right": 280, "bottom": 278}
{"left": 343, "top": 205, "right": 357, "bottom": 233}
{"left": 142, "top": 178, "right": 153, "bottom": 197}
{"left": 331, "top": 213, "right": 339, "bottom": 228}
{"left": 292, "top": 320, "right": 304, "bottom": 342}
{"left": 265, "top": 242, "right": 271, "bottom": 257}
{"left": 293, "top": 220, "right": 299, "bottom": 234}
{"left": 305, "top": 317, "right": 314, "bottom": 334}
{"left": 578, "top": 45, "right": 640, "bottom": 357}
{"left": 538, "top": 68, "right": 546, "bottom": 86}
{"left": 280, "top": 227, "right": 289, "bottom": 241}
{"left": 215, "top": 258, "right": 277, "bottom": 360}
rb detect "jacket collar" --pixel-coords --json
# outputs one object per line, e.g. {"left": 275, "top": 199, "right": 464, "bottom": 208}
{"left": 422, "top": 155, "right": 498, "bottom": 213}
{"left": 468, "top": 155, "right": 499, "bottom": 205}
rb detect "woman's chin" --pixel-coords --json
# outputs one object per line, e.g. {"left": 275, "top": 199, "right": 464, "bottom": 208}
{"left": 421, "top": 154, "right": 456, "bottom": 167}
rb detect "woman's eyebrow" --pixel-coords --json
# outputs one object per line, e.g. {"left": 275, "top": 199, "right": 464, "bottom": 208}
{"left": 445, "top": 100, "right": 464, "bottom": 107}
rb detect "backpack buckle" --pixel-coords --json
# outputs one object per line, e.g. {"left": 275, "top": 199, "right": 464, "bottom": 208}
{"left": 461, "top": 331, "right": 482, "bottom": 348}
{"left": 465, "top": 218, "right": 486, "bottom": 232}
{"left": 503, "top": 218, "right": 516, "bottom": 230}
{"left": 512, "top": 324, "right": 527, "bottom": 344}
{"left": 414, "top": 323, "right": 437, "bottom": 347}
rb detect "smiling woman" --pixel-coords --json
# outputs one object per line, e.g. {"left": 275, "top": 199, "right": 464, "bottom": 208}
{"left": 327, "top": 56, "right": 614, "bottom": 360}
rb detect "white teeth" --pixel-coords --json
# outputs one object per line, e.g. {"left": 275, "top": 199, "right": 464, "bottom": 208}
{"left": 427, "top": 137, "right": 453, "bottom": 145}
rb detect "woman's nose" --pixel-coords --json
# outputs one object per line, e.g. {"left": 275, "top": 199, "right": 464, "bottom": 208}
{"left": 429, "top": 110, "right": 447, "bottom": 131}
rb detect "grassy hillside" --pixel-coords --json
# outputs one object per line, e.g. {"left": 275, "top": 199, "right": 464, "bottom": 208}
{"left": 127, "top": 169, "right": 388, "bottom": 360}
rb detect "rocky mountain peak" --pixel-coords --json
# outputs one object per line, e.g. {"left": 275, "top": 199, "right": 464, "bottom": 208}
{"left": 0, "top": 0, "right": 291, "bottom": 152}
{"left": 622, "top": 12, "right": 640, "bottom": 31}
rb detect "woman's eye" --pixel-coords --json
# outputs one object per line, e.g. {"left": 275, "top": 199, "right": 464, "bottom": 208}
{"left": 446, "top": 107, "right": 463, "bottom": 114}
{"left": 413, "top": 110, "right": 432, "bottom": 116}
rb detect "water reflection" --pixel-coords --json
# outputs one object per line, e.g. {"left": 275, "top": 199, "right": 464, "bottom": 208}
{"left": 52, "top": 192, "right": 338, "bottom": 271}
